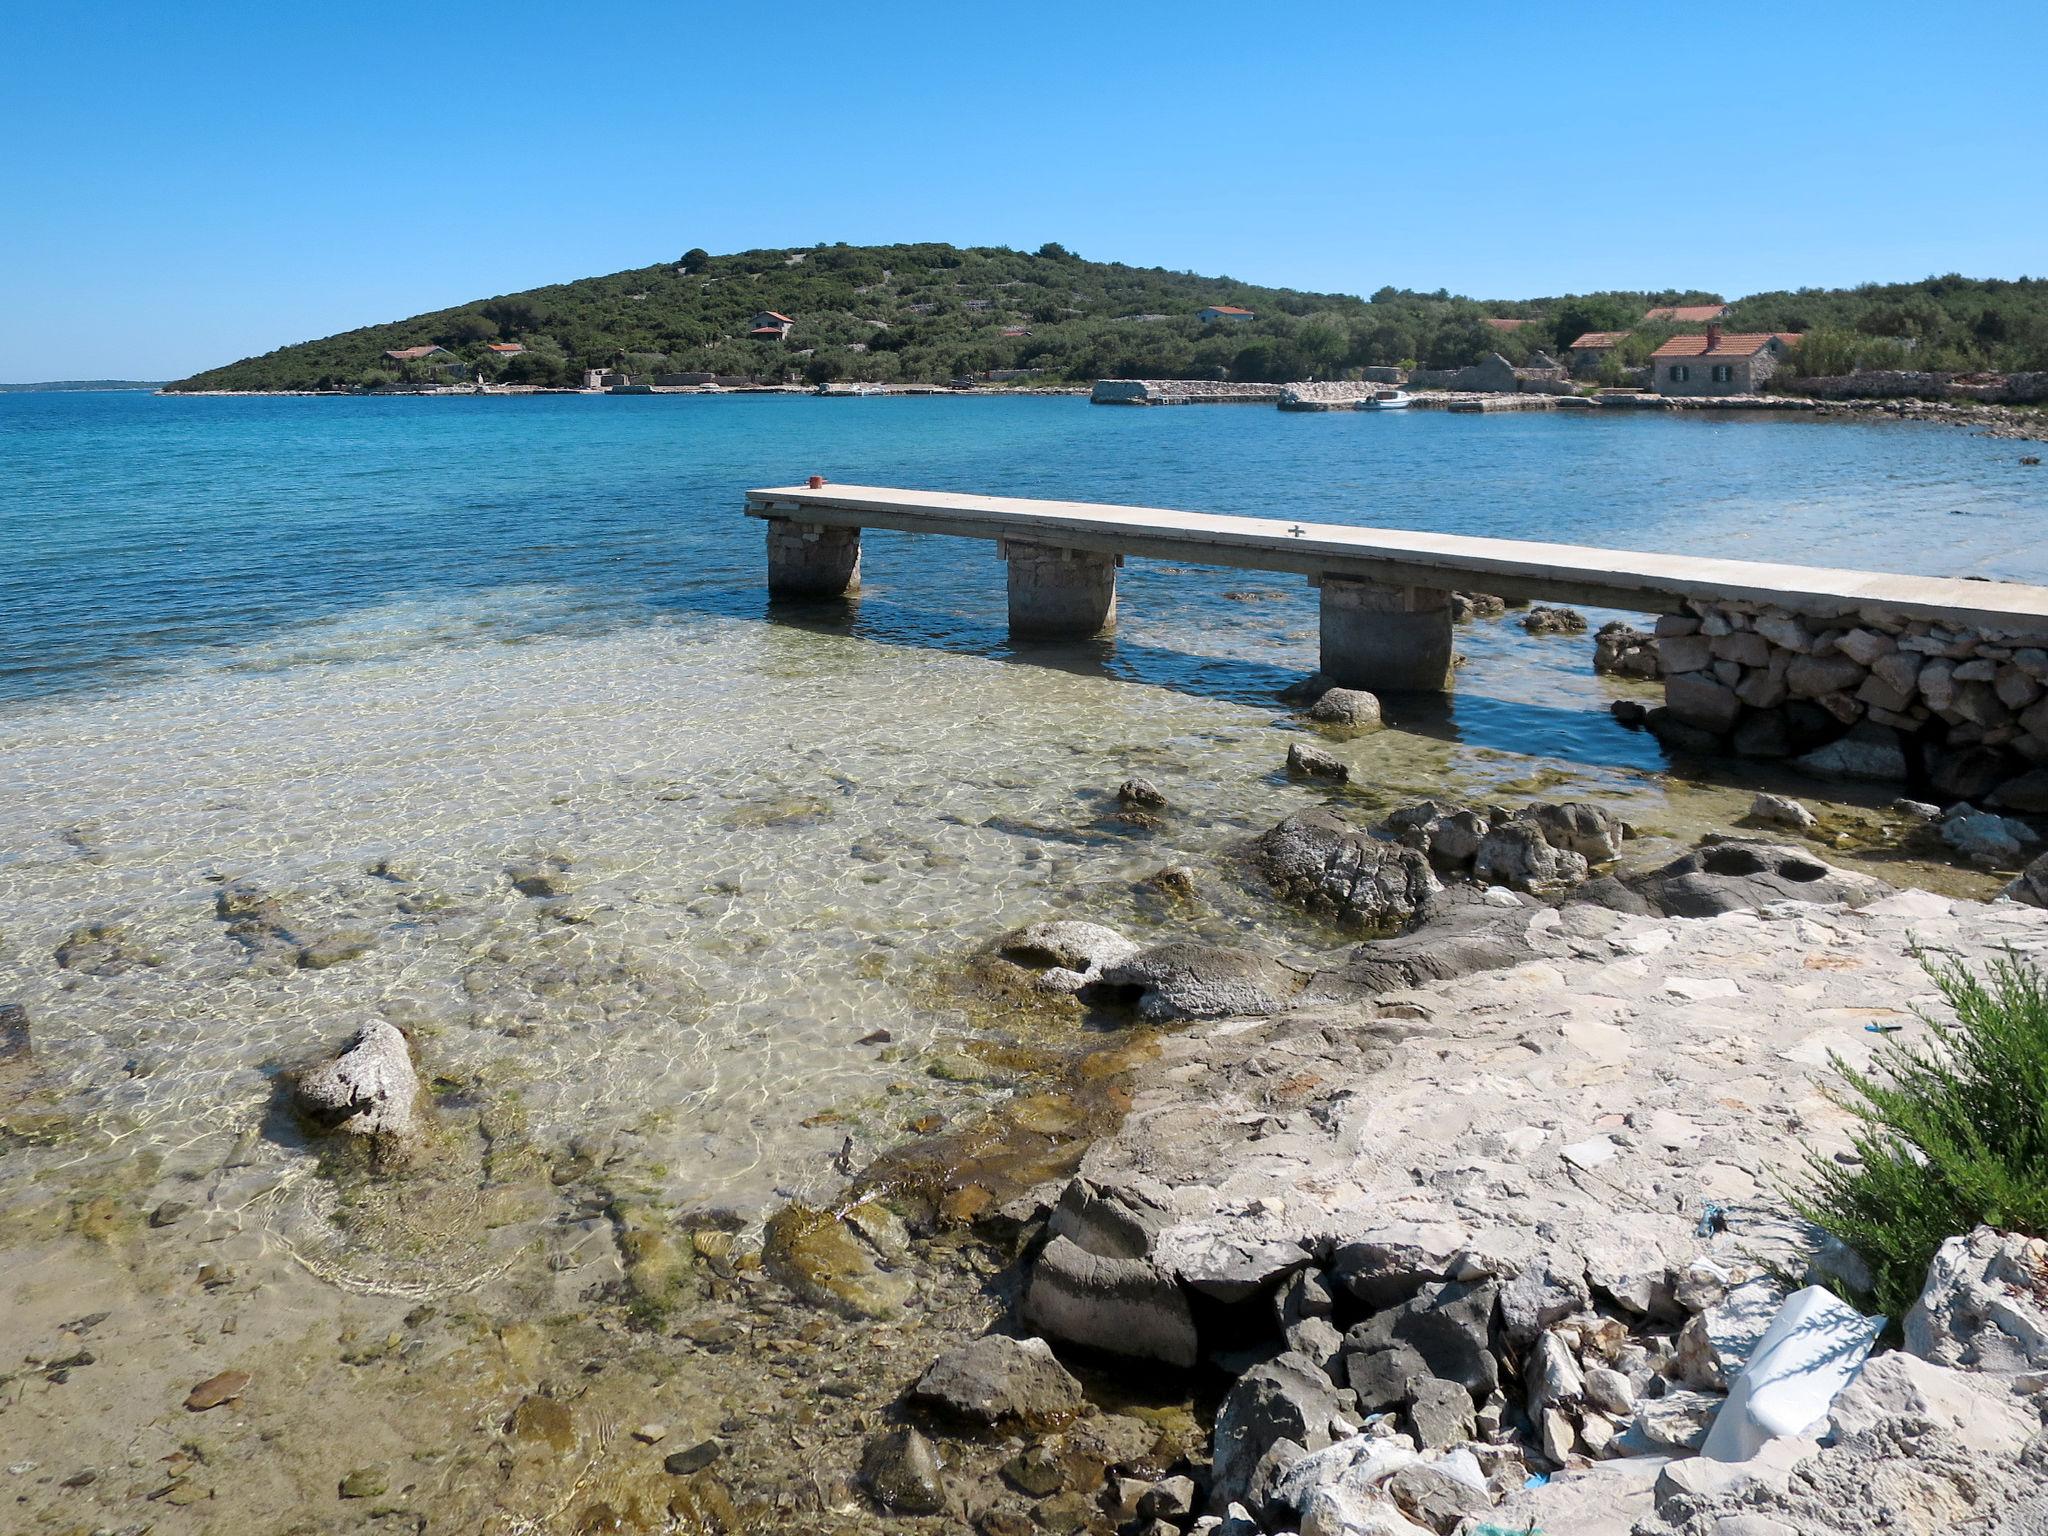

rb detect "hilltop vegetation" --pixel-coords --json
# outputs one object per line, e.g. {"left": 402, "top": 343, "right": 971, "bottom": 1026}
{"left": 165, "top": 242, "right": 2048, "bottom": 391}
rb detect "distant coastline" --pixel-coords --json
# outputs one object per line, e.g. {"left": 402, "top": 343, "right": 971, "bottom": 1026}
{"left": 0, "top": 379, "right": 167, "bottom": 393}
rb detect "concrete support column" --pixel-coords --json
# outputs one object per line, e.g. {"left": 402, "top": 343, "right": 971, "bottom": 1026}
{"left": 765, "top": 518, "right": 860, "bottom": 599}
{"left": 1003, "top": 539, "right": 1118, "bottom": 640}
{"left": 1318, "top": 575, "right": 1455, "bottom": 692}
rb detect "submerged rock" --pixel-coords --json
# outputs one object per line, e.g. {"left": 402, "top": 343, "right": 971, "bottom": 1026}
{"left": 1451, "top": 592, "right": 1506, "bottom": 622}
{"left": 762, "top": 1204, "right": 914, "bottom": 1321}
{"left": 1118, "top": 776, "right": 1169, "bottom": 809}
{"left": 0, "top": 1002, "right": 28, "bottom": 1080}
{"left": 1287, "top": 741, "right": 1350, "bottom": 782}
{"left": 1939, "top": 805, "right": 2042, "bottom": 869}
{"left": 860, "top": 1426, "right": 946, "bottom": 1514}
{"left": 54, "top": 921, "right": 159, "bottom": 976}
{"left": 293, "top": 1020, "right": 421, "bottom": 1141}
{"left": 1307, "top": 688, "right": 1383, "bottom": 730}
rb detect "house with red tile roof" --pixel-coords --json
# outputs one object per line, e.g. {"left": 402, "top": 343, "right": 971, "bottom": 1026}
{"left": 1198, "top": 305, "right": 1256, "bottom": 322}
{"left": 1567, "top": 330, "right": 1632, "bottom": 376}
{"left": 485, "top": 342, "right": 525, "bottom": 356}
{"left": 1644, "top": 303, "right": 1729, "bottom": 323}
{"left": 383, "top": 344, "right": 448, "bottom": 362}
{"left": 749, "top": 311, "right": 795, "bottom": 340}
{"left": 1650, "top": 324, "right": 1798, "bottom": 395}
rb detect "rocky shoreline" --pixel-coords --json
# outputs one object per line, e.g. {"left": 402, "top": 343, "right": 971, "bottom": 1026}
{"left": 831, "top": 782, "right": 2048, "bottom": 1535}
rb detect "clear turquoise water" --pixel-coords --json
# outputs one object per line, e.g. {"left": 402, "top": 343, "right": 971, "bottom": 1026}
{"left": 5, "top": 391, "right": 2044, "bottom": 726}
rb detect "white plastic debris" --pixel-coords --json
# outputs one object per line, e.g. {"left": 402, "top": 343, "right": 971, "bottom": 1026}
{"left": 1700, "top": 1285, "right": 1883, "bottom": 1461}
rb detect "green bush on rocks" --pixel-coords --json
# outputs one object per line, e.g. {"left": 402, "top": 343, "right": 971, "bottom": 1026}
{"left": 1796, "top": 951, "right": 2048, "bottom": 1319}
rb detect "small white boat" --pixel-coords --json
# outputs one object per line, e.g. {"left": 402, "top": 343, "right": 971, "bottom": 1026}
{"left": 1356, "top": 389, "right": 1412, "bottom": 411}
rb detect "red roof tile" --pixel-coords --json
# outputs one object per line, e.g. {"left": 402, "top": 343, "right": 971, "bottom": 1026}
{"left": 1202, "top": 305, "right": 1256, "bottom": 316}
{"left": 485, "top": 342, "right": 525, "bottom": 353}
{"left": 1644, "top": 304, "right": 1728, "bottom": 323}
{"left": 1649, "top": 332, "right": 1784, "bottom": 359}
{"left": 383, "top": 345, "right": 446, "bottom": 361}
{"left": 758, "top": 311, "right": 794, "bottom": 324}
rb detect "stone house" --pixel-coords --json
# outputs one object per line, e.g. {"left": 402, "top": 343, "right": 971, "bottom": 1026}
{"left": 1651, "top": 326, "right": 1794, "bottom": 396}
{"left": 1198, "top": 305, "right": 1256, "bottom": 323}
{"left": 749, "top": 311, "right": 795, "bottom": 340}
{"left": 1568, "top": 331, "right": 1631, "bottom": 377}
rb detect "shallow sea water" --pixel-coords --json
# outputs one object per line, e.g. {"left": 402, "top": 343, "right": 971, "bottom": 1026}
{"left": 3, "top": 391, "right": 2043, "bottom": 1240}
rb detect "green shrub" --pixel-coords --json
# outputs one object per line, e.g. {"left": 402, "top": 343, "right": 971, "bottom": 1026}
{"left": 1794, "top": 950, "right": 2048, "bottom": 1320}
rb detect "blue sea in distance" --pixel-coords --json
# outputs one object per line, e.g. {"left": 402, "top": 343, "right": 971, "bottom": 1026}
{"left": 3, "top": 391, "right": 2045, "bottom": 764}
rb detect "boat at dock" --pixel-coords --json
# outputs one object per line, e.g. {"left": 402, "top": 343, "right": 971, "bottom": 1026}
{"left": 1356, "top": 389, "right": 1412, "bottom": 411}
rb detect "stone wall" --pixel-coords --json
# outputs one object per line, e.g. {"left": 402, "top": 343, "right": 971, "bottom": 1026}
{"left": 1089, "top": 380, "right": 1286, "bottom": 405}
{"left": 1652, "top": 599, "right": 2048, "bottom": 807}
{"left": 1783, "top": 370, "right": 2048, "bottom": 404}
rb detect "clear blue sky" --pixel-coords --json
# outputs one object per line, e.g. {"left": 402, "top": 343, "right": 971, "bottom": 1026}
{"left": 4, "top": 0, "right": 2044, "bottom": 381}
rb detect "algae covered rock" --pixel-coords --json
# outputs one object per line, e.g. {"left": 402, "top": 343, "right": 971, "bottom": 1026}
{"left": 763, "top": 1202, "right": 913, "bottom": 1320}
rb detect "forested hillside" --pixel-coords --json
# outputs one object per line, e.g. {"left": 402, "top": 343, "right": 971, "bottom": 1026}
{"left": 165, "top": 243, "right": 2048, "bottom": 391}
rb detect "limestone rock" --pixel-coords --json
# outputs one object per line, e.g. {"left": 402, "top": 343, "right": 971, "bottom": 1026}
{"left": 1377, "top": 800, "right": 1491, "bottom": 867}
{"left": 1525, "top": 802, "right": 1627, "bottom": 863}
{"left": 860, "top": 1426, "right": 946, "bottom": 1514}
{"left": 1096, "top": 943, "right": 1293, "bottom": 1021}
{"left": 0, "top": 1002, "right": 28, "bottom": 1080}
{"left": 1251, "top": 810, "right": 1441, "bottom": 932}
{"left": 1938, "top": 805, "right": 2042, "bottom": 869}
{"left": 1744, "top": 793, "right": 1816, "bottom": 832}
{"left": 999, "top": 919, "right": 1140, "bottom": 993}
{"left": 1022, "top": 1236, "right": 1198, "bottom": 1368}
{"left": 1577, "top": 839, "right": 1888, "bottom": 919}
{"left": 1523, "top": 605, "right": 1588, "bottom": 636}
{"left": 1330, "top": 1221, "right": 1468, "bottom": 1309}
{"left": 1989, "top": 765, "right": 2048, "bottom": 813}
{"left": 1500, "top": 1258, "right": 1590, "bottom": 1345}
{"left": 1386, "top": 1461, "right": 1491, "bottom": 1534}
{"left": 1118, "top": 777, "right": 1168, "bottom": 809}
{"left": 1309, "top": 687, "right": 1383, "bottom": 730}
{"left": 1404, "top": 1376, "right": 1476, "bottom": 1450}
{"left": 1473, "top": 820, "right": 1588, "bottom": 893}
{"left": 1791, "top": 721, "right": 1908, "bottom": 782}
{"left": 1627, "top": 1388, "right": 1724, "bottom": 1451}
{"left": 1902, "top": 1225, "right": 2048, "bottom": 1372}
{"left": 1827, "top": 1349, "right": 2038, "bottom": 1460}
{"left": 2003, "top": 850, "right": 2048, "bottom": 907}
{"left": 292, "top": 1020, "right": 421, "bottom": 1141}
{"left": 1665, "top": 674, "right": 1740, "bottom": 734}
{"left": 1676, "top": 1277, "right": 1788, "bottom": 1390}
{"left": 1594, "top": 620, "right": 1662, "bottom": 679}
{"left": 910, "top": 1335, "right": 1084, "bottom": 1426}
{"left": 1212, "top": 1351, "right": 1360, "bottom": 1506}
{"left": 1524, "top": 1331, "right": 1584, "bottom": 1422}
{"left": 1288, "top": 741, "right": 1350, "bottom": 782}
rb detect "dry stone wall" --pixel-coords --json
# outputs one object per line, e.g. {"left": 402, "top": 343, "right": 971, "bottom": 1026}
{"left": 1653, "top": 599, "right": 2048, "bottom": 806}
{"left": 1089, "top": 380, "right": 1286, "bottom": 405}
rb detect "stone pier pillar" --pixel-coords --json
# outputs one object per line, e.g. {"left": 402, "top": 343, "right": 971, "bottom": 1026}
{"left": 1003, "top": 540, "right": 1118, "bottom": 640}
{"left": 765, "top": 518, "right": 861, "bottom": 599}
{"left": 1318, "top": 575, "right": 1455, "bottom": 692}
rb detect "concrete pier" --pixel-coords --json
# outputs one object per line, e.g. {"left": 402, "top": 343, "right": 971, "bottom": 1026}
{"left": 1003, "top": 539, "right": 1117, "bottom": 639}
{"left": 765, "top": 518, "right": 860, "bottom": 599}
{"left": 1318, "top": 576, "right": 1455, "bottom": 692}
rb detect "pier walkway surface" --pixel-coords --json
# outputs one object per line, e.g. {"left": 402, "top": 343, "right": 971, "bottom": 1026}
{"left": 744, "top": 482, "right": 2048, "bottom": 698}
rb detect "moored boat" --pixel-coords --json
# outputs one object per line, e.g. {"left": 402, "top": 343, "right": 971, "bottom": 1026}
{"left": 1356, "top": 389, "right": 1412, "bottom": 410}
